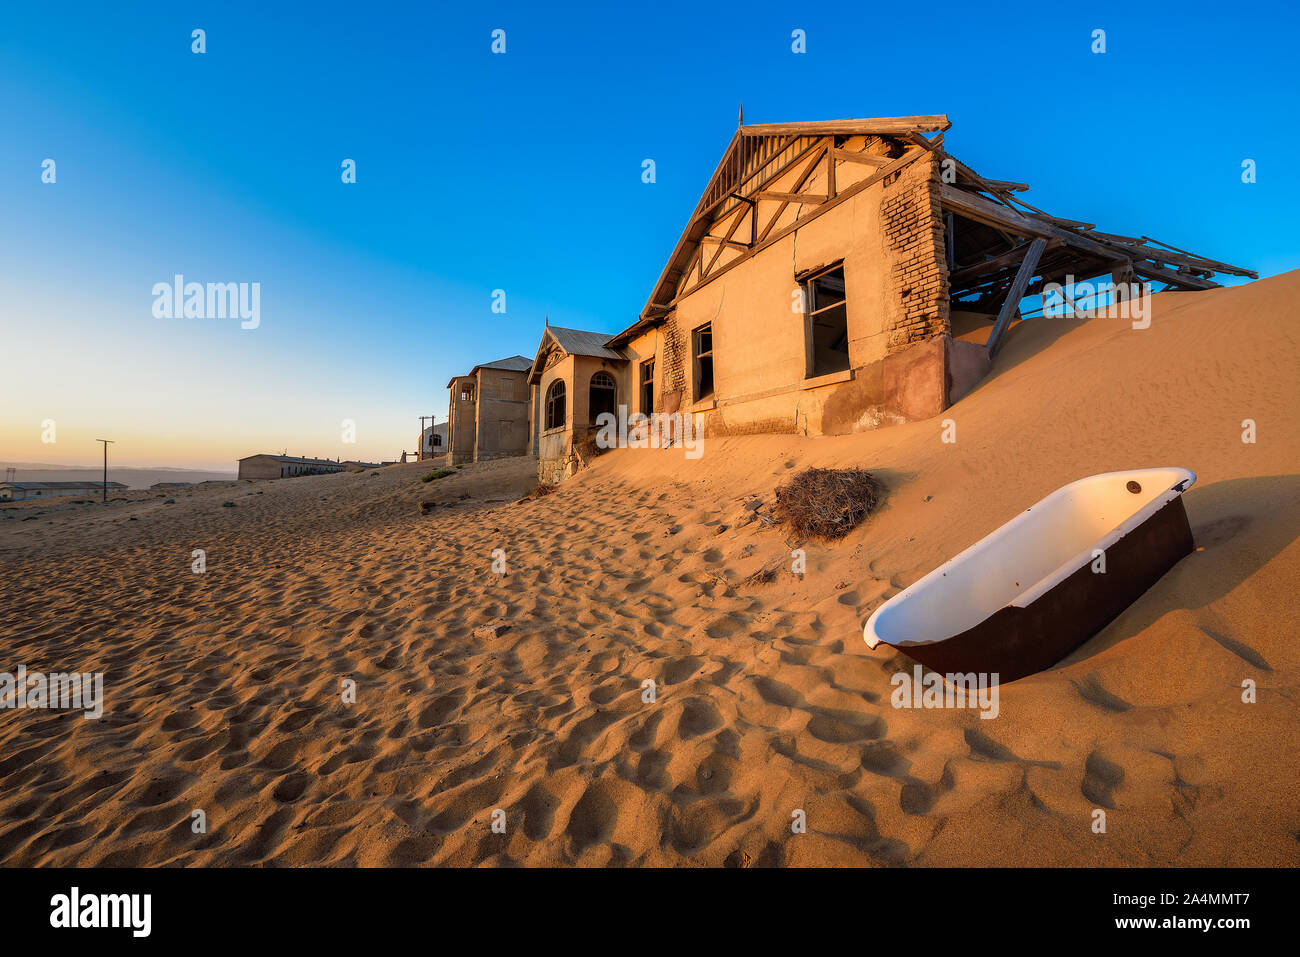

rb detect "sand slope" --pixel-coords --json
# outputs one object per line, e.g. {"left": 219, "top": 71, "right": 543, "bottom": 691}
{"left": 1, "top": 273, "right": 1297, "bottom": 867}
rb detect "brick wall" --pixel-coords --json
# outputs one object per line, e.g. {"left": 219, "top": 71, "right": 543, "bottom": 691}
{"left": 657, "top": 318, "right": 686, "bottom": 412}
{"left": 881, "top": 152, "right": 950, "bottom": 353}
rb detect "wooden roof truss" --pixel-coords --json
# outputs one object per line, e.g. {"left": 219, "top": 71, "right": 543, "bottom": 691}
{"left": 612, "top": 115, "right": 1256, "bottom": 350}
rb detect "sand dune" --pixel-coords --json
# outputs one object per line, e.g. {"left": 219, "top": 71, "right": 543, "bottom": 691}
{"left": 1, "top": 273, "right": 1297, "bottom": 866}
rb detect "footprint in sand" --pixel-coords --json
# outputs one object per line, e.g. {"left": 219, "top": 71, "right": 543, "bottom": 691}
{"left": 1071, "top": 672, "right": 1133, "bottom": 712}
{"left": 1081, "top": 751, "right": 1125, "bottom": 809}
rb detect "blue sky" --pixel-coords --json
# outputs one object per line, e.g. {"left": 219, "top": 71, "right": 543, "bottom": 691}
{"left": 1, "top": 0, "right": 1296, "bottom": 468}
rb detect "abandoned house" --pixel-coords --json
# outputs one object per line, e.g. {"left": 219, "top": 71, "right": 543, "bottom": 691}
{"left": 528, "top": 324, "right": 629, "bottom": 483}
{"left": 445, "top": 355, "right": 533, "bottom": 464}
{"left": 600, "top": 113, "right": 1255, "bottom": 445}
{"left": 459, "top": 115, "right": 1254, "bottom": 483}
{"left": 0, "top": 481, "right": 128, "bottom": 502}
{"left": 237, "top": 454, "right": 346, "bottom": 480}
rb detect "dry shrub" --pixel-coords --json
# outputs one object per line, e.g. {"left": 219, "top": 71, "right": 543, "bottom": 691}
{"left": 742, "top": 560, "right": 782, "bottom": 587}
{"left": 527, "top": 482, "right": 559, "bottom": 500}
{"left": 773, "top": 467, "right": 884, "bottom": 541}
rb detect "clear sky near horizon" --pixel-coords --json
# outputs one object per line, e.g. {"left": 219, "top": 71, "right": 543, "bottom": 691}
{"left": 1, "top": 0, "right": 1297, "bottom": 470}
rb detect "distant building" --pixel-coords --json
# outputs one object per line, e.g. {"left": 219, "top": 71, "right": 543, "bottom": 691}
{"left": 237, "top": 455, "right": 346, "bottom": 480}
{"left": 150, "top": 482, "right": 194, "bottom": 490}
{"left": 0, "top": 481, "right": 127, "bottom": 502}
{"left": 419, "top": 422, "right": 449, "bottom": 458}
{"left": 527, "top": 326, "right": 628, "bottom": 483}
{"left": 446, "top": 355, "right": 532, "bottom": 465}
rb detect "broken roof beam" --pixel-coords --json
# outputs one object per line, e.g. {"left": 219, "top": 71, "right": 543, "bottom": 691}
{"left": 992, "top": 190, "right": 1255, "bottom": 280}
{"left": 950, "top": 238, "right": 1065, "bottom": 286}
{"left": 981, "top": 178, "right": 1030, "bottom": 193}
{"left": 741, "top": 115, "right": 950, "bottom": 137}
{"left": 1081, "top": 230, "right": 1253, "bottom": 278}
{"left": 987, "top": 238, "right": 1048, "bottom": 359}
{"left": 939, "top": 155, "right": 1023, "bottom": 212}
{"left": 1140, "top": 237, "right": 1258, "bottom": 278}
{"left": 941, "top": 185, "right": 1127, "bottom": 262}
{"left": 1032, "top": 213, "right": 1096, "bottom": 231}
{"left": 1129, "top": 260, "right": 1221, "bottom": 291}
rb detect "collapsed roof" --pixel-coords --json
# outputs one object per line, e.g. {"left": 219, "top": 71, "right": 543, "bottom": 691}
{"left": 609, "top": 114, "right": 1255, "bottom": 349}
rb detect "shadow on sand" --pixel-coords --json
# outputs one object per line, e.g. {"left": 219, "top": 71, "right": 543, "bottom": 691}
{"left": 1060, "top": 473, "right": 1300, "bottom": 670}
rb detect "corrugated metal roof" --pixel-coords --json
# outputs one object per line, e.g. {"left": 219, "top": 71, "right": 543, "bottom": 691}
{"left": 545, "top": 326, "right": 625, "bottom": 360}
{"left": 475, "top": 355, "right": 533, "bottom": 373}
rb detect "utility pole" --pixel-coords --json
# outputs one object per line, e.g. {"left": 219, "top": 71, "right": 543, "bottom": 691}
{"left": 418, "top": 416, "right": 432, "bottom": 461}
{"left": 95, "top": 439, "right": 114, "bottom": 502}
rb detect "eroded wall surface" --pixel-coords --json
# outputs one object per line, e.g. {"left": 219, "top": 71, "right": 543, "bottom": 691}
{"left": 472, "top": 368, "right": 530, "bottom": 461}
{"left": 640, "top": 149, "right": 952, "bottom": 437}
{"left": 446, "top": 376, "right": 478, "bottom": 465}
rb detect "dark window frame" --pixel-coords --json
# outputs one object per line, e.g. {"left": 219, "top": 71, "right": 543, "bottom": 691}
{"left": 640, "top": 358, "right": 655, "bottom": 414}
{"left": 692, "top": 324, "right": 714, "bottom": 401}
{"left": 544, "top": 379, "right": 567, "bottom": 430}
{"left": 800, "top": 262, "right": 850, "bottom": 378}
{"left": 589, "top": 370, "right": 617, "bottom": 422}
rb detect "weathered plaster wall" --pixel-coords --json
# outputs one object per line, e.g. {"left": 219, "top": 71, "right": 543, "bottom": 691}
{"left": 646, "top": 149, "right": 953, "bottom": 437}
{"left": 447, "top": 375, "right": 478, "bottom": 465}
{"left": 535, "top": 353, "right": 575, "bottom": 484}
{"left": 473, "top": 368, "right": 530, "bottom": 460}
{"left": 619, "top": 331, "right": 659, "bottom": 416}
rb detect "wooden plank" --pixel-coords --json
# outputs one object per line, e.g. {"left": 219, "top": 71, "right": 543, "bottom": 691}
{"left": 1144, "top": 237, "right": 1253, "bottom": 278}
{"left": 756, "top": 190, "right": 828, "bottom": 204}
{"left": 987, "top": 238, "right": 1047, "bottom": 359}
{"left": 951, "top": 238, "right": 1062, "bottom": 285}
{"left": 636, "top": 130, "right": 742, "bottom": 317}
{"left": 756, "top": 144, "right": 829, "bottom": 244}
{"left": 938, "top": 152, "right": 1022, "bottom": 211}
{"left": 1129, "top": 260, "right": 1220, "bottom": 291}
{"left": 693, "top": 136, "right": 819, "bottom": 230}
{"left": 981, "top": 178, "right": 1030, "bottom": 192}
{"left": 741, "top": 115, "right": 950, "bottom": 136}
{"left": 901, "top": 131, "right": 945, "bottom": 151}
{"left": 1039, "top": 213, "right": 1096, "bottom": 230}
{"left": 701, "top": 197, "right": 755, "bottom": 276}
{"left": 941, "top": 185, "right": 1053, "bottom": 238}
{"left": 832, "top": 147, "right": 892, "bottom": 167}
{"left": 678, "top": 147, "right": 929, "bottom": 301}
{"left": 700, "top": 236, "right": 750, "bottom": 251}
{"left": 941, "top": 185, "right": 1120, "bottom": 261}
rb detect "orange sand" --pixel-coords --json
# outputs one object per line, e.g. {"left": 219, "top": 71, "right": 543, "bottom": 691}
{"left": 1, "top": 272, "right": 1297, "bottom": 866}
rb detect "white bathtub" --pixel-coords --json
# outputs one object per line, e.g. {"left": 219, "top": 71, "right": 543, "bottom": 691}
{"left": 863, "top": 468, "right": 1197, "bottom": 681}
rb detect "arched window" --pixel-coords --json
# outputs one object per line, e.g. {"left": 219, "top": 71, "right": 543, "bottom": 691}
{"left": 589, "top": 370, "right": 617, "bottom": 422}
{"left": 545, "top": 379, "right": 567, "bottom": 430}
